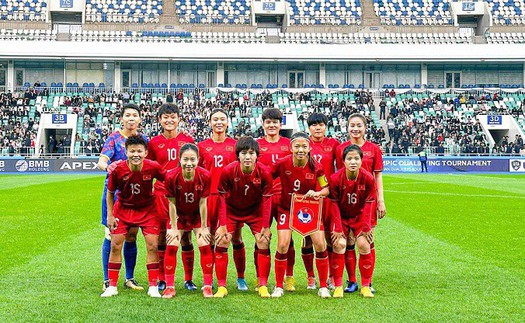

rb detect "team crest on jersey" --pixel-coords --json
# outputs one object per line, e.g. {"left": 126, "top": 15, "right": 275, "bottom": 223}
{"left": 158, "top": 144, "right": 165, "bottom": 149}
{"left": 281, "top": 146, "right": 289, "bottom": 151}
{"left": 206, "top": 147, "right": 213, "bottom": 151}
{"left": 143, "top": 174, "right": 152, "bottom": 180}
{"left": 285, "top": 170, "right": 292, "bottom": 176}
{"left": 305, "top": 173, "right": 314, "bottom": 180}
{"left": 226, "top": 146, "right": 234, "bottom": 152}
{"left": 358, "top": 185, "right": 365, "bottom": 190}
{"left": 297, "top": 207, "right": 313, "bottom": 224}
{"left": 234, "top": 177, "right": 241, "bottom": 182}
{"left": 261, "top": 147, "right": 268, "bottom": 152}
{"left": 363, "top": 151, "right": 372, "bottom": 157}
{"left": 253, "top": 178, "right": 261, "bottom": 184}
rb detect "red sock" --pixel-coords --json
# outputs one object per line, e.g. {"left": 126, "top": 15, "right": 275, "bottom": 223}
{"left": 182, "top": 245, "right": 194, "bottom": 282}
{"left": 370, "top": 242, "right": 376, "bottom": 284}
{"left": 327, "top": 246, "right": 333, "bottom": 278}
{"left": 199, "top": 245, "right": 214, "bottom": 286}
{"left": 164, "top": 245, "right": 178, "bottom": 288}
{"left": 274, "top": 251, "right": 287, "bottom": 288}
{"left": 286, "top": 241, "right": 295, "bottom": 277}
{"left": 108, "top": 262, "right": 121, "bottom": 287}
{"left": 257, "top": 248, "right": 271, "bottom": 287}
{"left": 315, "top": 251, "right": 329, "bottom": 288}
{"left": 331, "top": 252, "right": 345, "bottom": 287}
{"left": 253, "top": 244, "right": 259, "bottom": 278}
{"left": 146, "top": 263, "right": 159, "bottom": 287}
{"left": 233, "top": 242, "right": 246, "bottom": 279}
{"left": 157, "top": 245, "right": 166, "bottom": 281}
{"left": 345, "top": 245, "right": 357, "bottom": 283}
{"left": 359, "top": 253, "right": 374, "bottom": 287}
{"left": 214, "top": 246, "right": 228, "bottom": 287}
{"left": 301, "top": 247, "right": 315, "bottom": 278}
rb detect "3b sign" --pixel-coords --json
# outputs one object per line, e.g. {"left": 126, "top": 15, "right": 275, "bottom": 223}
{"left": 60, "top": 0, "right": 73, "bottom": 8}
{"left": 263, "top": 2, "right": 275, "bottom": 11}
{"left": 52, "top": 114, "right": 67, "bottom": 124}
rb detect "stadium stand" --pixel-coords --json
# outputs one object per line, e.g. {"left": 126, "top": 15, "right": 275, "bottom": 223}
{"left": 279, "top": 31, "right": 470, "bottom": 44}
{"left": 486, "top": 31, "right": 525, "bottom": 44}
{"left": 487, "top": 0, "right": 525, "bottom": 25}
{"left": 85, "top": 0, "right": 163, "bottom": 23}
{"left": 0, "top": 0, "right": 48, "bottom": 21}
{"left": 174, "top": 0, "right": 251, "bottom": 24}
{"left": 373, "top": 0, "right": 452, "bottom": 25}
{"left": 287, "top": 0, "right": 362, "bottom": 25}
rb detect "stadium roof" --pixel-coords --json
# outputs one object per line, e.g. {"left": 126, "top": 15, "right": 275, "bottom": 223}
{"left": 1, "top": 41, "right": 525, "bottom": 62}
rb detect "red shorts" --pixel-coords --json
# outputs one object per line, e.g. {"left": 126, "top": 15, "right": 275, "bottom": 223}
{"left": 321, "top": 199, "right": 336, "bottom": 232}
{"left": 207, "top": 194, "right": 219, "bottom": 233}
{"left": 277, "top": 206, "right": 324, "bottom": 232}
{"left": 112, "top": 203, "right": 160, "bottom": 236}
{"left": 154, "top": 188, "right": 169, "bottom": 222}
{"left": 271, "top": 194, "right": 281, "bottom": 220}
{"left": 167, "top": 213, "right": 202, "bottom": 232}
{"left": 341, "top": 216, "right": 371, "bottom": 238}
{"left": 226, "top": 213, "right": 262, "bottom": 234}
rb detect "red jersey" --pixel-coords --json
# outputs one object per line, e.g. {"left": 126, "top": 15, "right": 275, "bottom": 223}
{"left": 257, "top": 136, "right": 291, "bottom": 195}
{"left": 198, "top": 137, "right": 237, "bottom": 194}
{"left": 309, "top": 136, "right": 340, "bottom": 179}
{"left": 335, "top": 140, "right": 383, "bottom": 174}
{"left": 164, "top": 166, "right": 211, "bottom": 217}
{"left": 272, "top": 155, "right": 328, "bottom": 210}
{"left": 107, "top": 159, "right": 165, "bottom": 208}
{"left": 218, "top": 161, "right": 273, "bottom": 218}
{"left": 329, "top": 168, "right": 376, "bottom": 219}
{"left": 147, "top": 132, "right": 195, "bottom": 191}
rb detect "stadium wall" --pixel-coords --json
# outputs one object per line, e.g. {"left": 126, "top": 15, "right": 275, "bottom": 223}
{"left": 1, "top": 157, "right": 524, "bottom": 173}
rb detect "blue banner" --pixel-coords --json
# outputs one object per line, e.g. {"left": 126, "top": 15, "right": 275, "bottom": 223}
{"left": 52, "top": 114, "right": 67, "bottom": 124}
{"left": 487, "top": 115, "right": 502, "bottom": 125}
{"left": 383, "top": 156, "right": 525, "bottom": 173}
{"left": 60, "top": 0, "right": 73, "bottom": 8}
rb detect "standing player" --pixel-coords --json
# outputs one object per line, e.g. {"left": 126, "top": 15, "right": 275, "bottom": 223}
{"left": 213, "top": 137, "right": 273, "bottom": 298}
{"left": 329, "top": 145, "right": 376, "bottom": 298}
{"left": 254, "top": 108, "right": 294, "bottom": 291}
{"left": 197, "top": 108, "right": 237, "bottom": 280}
{"left": 335, "top": 113, "right": 386, "bottom": 293}
{"left": 163, "top": 144, "right": 214, "bottom": 298}
{"left": 147, "top": 103, "right": 195, "bottom": 291}
{"left": 271, "top": 132, "right": 331, "bottom": 298}
{"left": 101, "top": 135, "right": 165, "bottom": 298}
{"left": 304, "top": 112, "right": 340, "bottom": 289}
{"left": 97, "top": 103, "right": 145, "bottom": 291}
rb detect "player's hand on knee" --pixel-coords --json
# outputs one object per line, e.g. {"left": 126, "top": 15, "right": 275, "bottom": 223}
{"left": 331, "top": 231, "right": 344, "bottom": 246}
{"left": 198, "top": 227, "right": 212, "bottom": 244}
{"left": 363, "top": 231, "right": 374, "bottom": 244}
{"left": 258, "top": 227, "right": 271, "bottom": 243}
{"left": 166, "top": 228, "right": 181, "bottom": 245}
{"left": 215, "top": 225, "right": 229, "bottom": 245}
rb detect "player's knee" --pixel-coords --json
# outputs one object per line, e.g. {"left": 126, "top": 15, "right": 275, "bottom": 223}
{"left": 302, "top": 238, "right": 313, "bottom": 249}
{"left": 110, "top": 240, "right": 123, "bottom": 253}
{"left": 256, "top": 240, "right": 269, "bottom": 250}
{"left": 217, "top": 239, "right": 230, "bottom": 249}
{"left": 357, "top": 239, "right": 370, "bottom": 255}
{"left": 276, "top": 242, "right": 289, "bottom": 254}
{"left": 196, "top": 237, "right": 209, "bottom": 248}
{"left": 332, "top": 238, "right": 346, "bottom": 254}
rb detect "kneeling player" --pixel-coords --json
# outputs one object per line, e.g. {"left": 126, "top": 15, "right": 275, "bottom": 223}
{"left": 213, "top": 136, "right": 273, "bottom": 298}
{"left": 163, "top": 144, "right": 215, "bottom": 298}
{"left": 329, "top": 144, "right": 376, "bottom": 298}
{"left": 101, "top": 135, "right": 165, "bottom": 298}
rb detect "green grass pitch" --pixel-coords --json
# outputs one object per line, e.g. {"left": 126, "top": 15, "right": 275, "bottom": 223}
{"left": 0, "top": 173, "right": 524, "bottom": 322}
